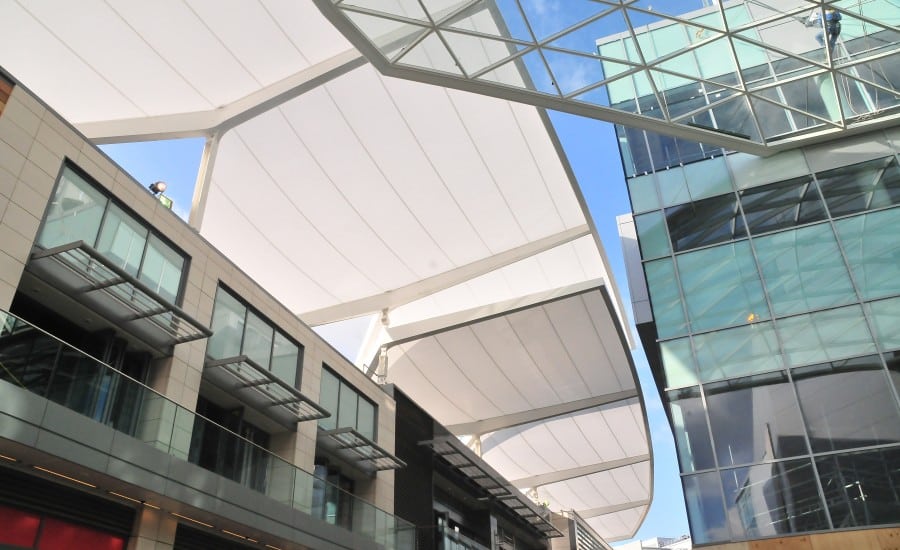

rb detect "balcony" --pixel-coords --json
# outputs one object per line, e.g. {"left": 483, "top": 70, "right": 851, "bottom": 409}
{"left": 27, "top": 241, "right": 211, "bottom": 351}
{"left": 0, "top": 310, "right": 415, "bottom": 549}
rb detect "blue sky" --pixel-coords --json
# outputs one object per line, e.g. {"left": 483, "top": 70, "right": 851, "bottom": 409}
{"left": 101, "top": 113, "right": 689, "bottom": 546}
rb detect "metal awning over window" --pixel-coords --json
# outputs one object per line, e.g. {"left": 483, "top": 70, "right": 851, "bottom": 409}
{"left": 421, "top": 436, "right": 563, "bottom": 538}
{"left": 317, "top": 427, "right": 406, "bottom": 473}
{"left": 27, "top": 241, "right": 210, "bottom": 350}
{"left": 204, "top": 355, "right": 328, "bottom": 428}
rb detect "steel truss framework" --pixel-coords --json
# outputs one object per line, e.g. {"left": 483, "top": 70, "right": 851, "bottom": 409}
{"left": 313, "top": 0, "right": 900, "bottom": 155}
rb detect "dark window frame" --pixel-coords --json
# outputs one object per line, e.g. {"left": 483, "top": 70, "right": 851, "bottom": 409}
{"left": 206, "top": 284, "right": 305, "bottom": 388}
{"left": 35, "top": 161, "right": 191, "bottom": 304}
{"left": 319, "top": 364, "right": 378, "bottom": 440}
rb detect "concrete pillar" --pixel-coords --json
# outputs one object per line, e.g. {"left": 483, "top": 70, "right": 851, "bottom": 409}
{"left": 126, "top": 507, "right": 178, "bottom": 550}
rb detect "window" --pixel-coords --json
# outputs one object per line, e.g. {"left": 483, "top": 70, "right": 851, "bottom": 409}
{"left": 634, "top": 210, "right": 670, "bottom": 260}
{"left": 188, "top": 396, "right": 271, "bottom": 492}
{"left": 835, "top": 207, "right": 900, "bottom": 301}
{"left": 777, "top": 305, "right": 876, "bottom": 367}
{"left": 644, "top": 258, "right": 688, "bottom": 338}
{"left": 676, "top": 241, "right": 768, "bottom": 332}
{"left": 37, "top": 166, "right": 187, "bottom": 303}
{"left": 666, "top": 193, "right": 746, "bottom": 252}
{"left": 206, "top": 286, "right": 302, "bottom": 387}
{"left": 705, "top": 371, "right": 807, "bottom": 467}
{"left": 667, "top": 386, "right": 715, "bottom": 473}
{"left": 319, "top": 366, "right": 377, "bottom": 440}
{"left": 793, "top": 356, "right": 900, "bottom": 453}
{"left": 738, "top": 176, "right": 826, "bottom": 235}
{"left": 753, "top": 223, "right": 855, "bottom": 317}
{"left": 816, "top": 448, "right": 900, "bottom": 528}
{"left": 682, "top": 472, "right": 729, "bottom": 544}
{"left": 720, "top": 460, "right": 829, "bottom": 540}
{"left": 816, "top": 156, "right": 900, "bottom": 217}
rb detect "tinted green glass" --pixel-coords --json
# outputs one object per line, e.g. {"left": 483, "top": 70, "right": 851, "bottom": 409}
{"left": 754, "top": 223, "right": 855, "bottom": 317}
{"left": 658, "top": 167, "right": 690, "bottom": 207}
{"left": 38, "top": 168, "right": 108, "bottom": 249}
{"left": 694, "top": 321, "right": 782, "bottom": 382}
{"left": 319, "top": 368, "right": 340, "bottom": 431}
{"left": 644, "top": 258, "right": 688, "bottom": 338}
{"left": 869, "top": 297, "right": 900, "bottom": 351}
{"left": 96, "top": 203, "right": 148, "bottom": 277}
{"left": 835, "top": 208, "right": 900, "bottom": 300}
{"left": 271, "top": 332, "right": 299, "bottom": 386}
{"left": 627, "top": 174, "right": 660, "bottom": 213}
{"left": 777, "top": 305, "right": 876, "bottom": 366}
{"left": 677, "top": 241, "right": 768, "bottom": 332}
{"left": 635, "top": 210, "right": 671, "bottom": 259}
{"left": 338, "top": 383, "right": 358, "bottom": 430}
{"left": 207, "top": 288, "right": 246, "bottom": 360}
{"left": 356, "top": 398, "right": 376, "bottom": 440}
{"left": 244, "top": 311, "right": 274, "bottom": 369}
{"left": 139, "top": 235, "right": 184, "bottom": 303}
{"left": 660, "top": 338, "right": 697, "bottom": 388}
{"left": 685, "top": 156, "right": 732, "bottom": 201}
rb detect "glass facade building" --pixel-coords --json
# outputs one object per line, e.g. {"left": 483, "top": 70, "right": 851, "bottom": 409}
{"left": 622, "top": 133, "right": 900, "bottom": 544}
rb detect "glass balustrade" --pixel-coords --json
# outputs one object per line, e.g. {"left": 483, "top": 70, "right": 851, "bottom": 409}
{"left": 0, "top": 309, "right": 415, "bottom": 549}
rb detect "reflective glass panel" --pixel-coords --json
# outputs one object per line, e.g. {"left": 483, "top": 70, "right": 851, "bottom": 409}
{"left": 627, "top": 174, "right": 660, "bottom": 213}
{"left": 635, "top": 210, "right": 670, "bottom": 260}
{"left": 777, "top": 305, "right": 875, "bottom": 366}
{"left": 754, "top": 223, "right": 855, "bottom": 317}
{"left": 319, "top": 368, "right": 339, "bottom": 431}
{"left": 738, "top": 176, "right": 826, "bottom": 235}
{"left": 693, "top": 321, "right": 782, "bottom": 383}
{"left": 794, "top": 357, "right": 900, "bottom": 452}
{"left": 644, "top": 258, "right": 688, "bottom": 338}
{"left": 666, "top": 193, "right": 746, "bottom": 252}
{"left": 38, "top": 168, "right": 107, "bottom": 249}
{"left": 677, "top": 241, "right": 768, "bottom": 332}
{"left": 271, "top": 332, "right": 299, "bottom": 386}
{"left": 817, "top": 157, "right": 900, "bottom": 217}
{"left": 244, "top": 311, "right": 274, "bottom": 370}
{"left": 207, "top": 288, "right": 246, "bottom": 360}
{"left": 685, "top": 156, "right": 733, "bottom": 202}
{"left": 338, "top": 383, "right": 358, "bottom": 431}
{"left": 835, "top": 208, "right": 900, "bottom": 300}
{"left": 95, "top": 203, "right": 148, "bottom": 277}
{"left": 705, "top": 371, "right": 807, "bottom": 468}
{"left": 138, "top": 235, "right": 184, "bottom": 303}
{"left": 720, "top": 460, "right": 829, "bottom": 540}
{"left": 658, "top": 167, "right": 690, "bottom": 207}
{"left": 683, "top": 472, "right": 729, "bottom": 545}
{"left": 668, "top": 386, "right": 715, "bottom": 472}
{"left": 660, "top": 337, "right": 697, "bottom": 389}
{"left": 816, "top": 448, "right": 900, "bottom": 529}
{"left": 357, "top": 398, "right": 376, "bottom": 441}
{"left": 869, "top": 297, "right": 900, "bottom": 351}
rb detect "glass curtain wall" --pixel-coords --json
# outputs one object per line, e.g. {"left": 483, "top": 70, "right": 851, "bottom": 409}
{"left": 318, "top": 366, "right": 377, "bottom": 440}
{"left": 37, "top": 166, "right": 187, "bottom": 303}
{"left": 207, "top": 286, "right": 302, "bottom": 387}
{"left": 629, "top": 138, "right": 900, "bottom": 543}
